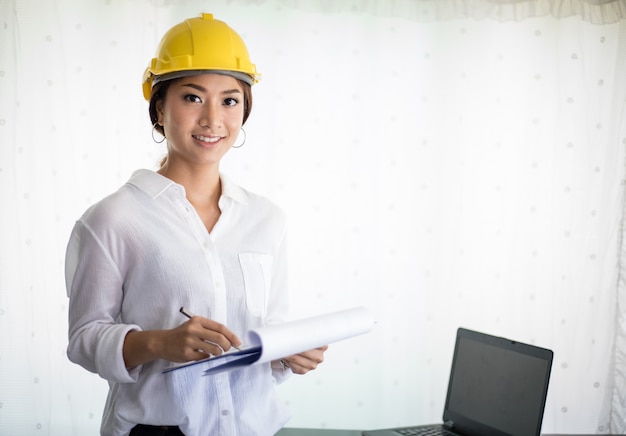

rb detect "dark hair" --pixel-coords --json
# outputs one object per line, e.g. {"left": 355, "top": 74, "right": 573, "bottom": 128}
{"left": 148, "top": 76, "right": 253, "bottom": 137}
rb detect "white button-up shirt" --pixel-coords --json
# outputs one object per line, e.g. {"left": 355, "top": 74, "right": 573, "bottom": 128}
{"left": 65, "top": 169, "right": 292, "bottom": 436}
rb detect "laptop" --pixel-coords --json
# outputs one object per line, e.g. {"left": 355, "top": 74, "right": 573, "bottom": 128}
{"left": 363, "top": 327, "right": 553, "bottom": 436}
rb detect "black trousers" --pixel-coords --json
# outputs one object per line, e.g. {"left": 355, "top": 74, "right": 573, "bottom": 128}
{"left": 129, "top": 424, "right": 185, "bottom": 436}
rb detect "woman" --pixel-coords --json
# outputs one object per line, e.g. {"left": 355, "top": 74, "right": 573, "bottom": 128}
{"left": 65, "top": 13, "right": 326, "bottom": 436}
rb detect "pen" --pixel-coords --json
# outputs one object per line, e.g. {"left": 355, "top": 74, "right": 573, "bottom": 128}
{"left": 179, "top": 307, "right": 242, "bottom": 351}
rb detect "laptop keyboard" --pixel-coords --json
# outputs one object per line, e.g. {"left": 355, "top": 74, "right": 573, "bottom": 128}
{"left": 395, "top": 426, "right": 457, "bottom": 436}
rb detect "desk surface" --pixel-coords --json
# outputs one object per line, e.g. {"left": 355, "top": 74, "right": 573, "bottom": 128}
{"left": 276, "top": 430, "right": 361, "bottom": 436}
{"left": 277, "top": 430, "right": 616, "bottom": 436}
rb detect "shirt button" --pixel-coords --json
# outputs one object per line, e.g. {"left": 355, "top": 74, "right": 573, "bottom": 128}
{"left": 221, "top": 410, "right": 230, "bottom": 416}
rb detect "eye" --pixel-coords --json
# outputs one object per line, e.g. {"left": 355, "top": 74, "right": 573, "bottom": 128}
{"left": 224, "top": 97, "right": 239, "bottom": 107}
{"left": 184, "top": 94, "right": 202, "bottom": 103}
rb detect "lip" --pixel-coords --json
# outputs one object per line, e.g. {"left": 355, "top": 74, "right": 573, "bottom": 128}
{"left": 192, "top": 134, "right": 222, "bottom": 147}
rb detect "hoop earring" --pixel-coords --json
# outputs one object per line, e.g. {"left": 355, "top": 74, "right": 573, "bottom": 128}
{"left": 232, "top": 127, "right": 246, "bottom": 149}
{"left": 152, "top": 122, "right": 166, "bottom": 144}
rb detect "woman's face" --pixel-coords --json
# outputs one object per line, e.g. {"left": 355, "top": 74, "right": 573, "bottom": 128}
{"left": 156, "top": 73, "right": 245, "bottom": 168}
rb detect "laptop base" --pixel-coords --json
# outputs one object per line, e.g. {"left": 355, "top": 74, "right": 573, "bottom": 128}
{"left": 363, "top": 424, "right": 459, "bottom": 436}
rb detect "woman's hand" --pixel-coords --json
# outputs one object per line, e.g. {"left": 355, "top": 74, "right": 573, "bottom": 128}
{"left": 123, "top": 316, "right": 242, "bottom": 368}
{"left": 280, "top": 345, "right": 328, "bottom": 375}
{"left": 162, "top": 316, "right": 243, "bottom": 362}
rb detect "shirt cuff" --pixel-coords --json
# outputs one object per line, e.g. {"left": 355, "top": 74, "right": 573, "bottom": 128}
{"left": 271, "top": 359, "right": 292, "bottom": 384}
{"left": 95, "top": 324, "right": 143, "bottom": 383}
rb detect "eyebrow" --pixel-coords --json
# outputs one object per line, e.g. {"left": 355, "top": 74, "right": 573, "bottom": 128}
{"left": 181, "top": 83, "right": 242, "bottom": 95}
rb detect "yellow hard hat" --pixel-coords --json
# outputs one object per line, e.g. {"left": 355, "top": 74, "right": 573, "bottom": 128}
{"left": 142, "top": 13, "right": 260, "bottom": 100}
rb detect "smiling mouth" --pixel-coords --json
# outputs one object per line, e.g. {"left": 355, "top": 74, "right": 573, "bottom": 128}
{"left": 193, "top": 134, "right": 221, "bottom": 144}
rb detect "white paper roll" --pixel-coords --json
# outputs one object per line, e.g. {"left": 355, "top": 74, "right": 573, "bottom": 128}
{"left": 246, "top": 306, "right": 375, "bottom": 364}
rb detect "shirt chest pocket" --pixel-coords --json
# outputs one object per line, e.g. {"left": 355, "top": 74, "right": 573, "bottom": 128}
{"left": 238, "top": 252, "right": 273, "bottom": 318}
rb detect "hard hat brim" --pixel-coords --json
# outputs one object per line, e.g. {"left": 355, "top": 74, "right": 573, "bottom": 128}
{"left": 153, "top": 69, "right": 255, "bottom": 87}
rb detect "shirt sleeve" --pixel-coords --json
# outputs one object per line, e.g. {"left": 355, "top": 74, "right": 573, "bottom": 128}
{"left": 65, "top": 220, "right": 142, "bottom": 383}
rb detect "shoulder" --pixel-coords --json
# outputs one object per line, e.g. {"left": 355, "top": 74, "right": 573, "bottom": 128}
{"left": 75, "top": 179, "right": 148, "bottom": 239}
{"left": 78, "top": 170, "right": 166, "bottom": 228}
{"left": 80, "top": 187, "right": 134, "bottom": 223}
{"left": 244, "top": 188, "right": 285, "bottom": 219}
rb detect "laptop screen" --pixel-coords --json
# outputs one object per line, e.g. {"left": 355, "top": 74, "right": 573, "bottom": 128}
{"left": 443, "top": 328, "right": 553, "bottom": 436}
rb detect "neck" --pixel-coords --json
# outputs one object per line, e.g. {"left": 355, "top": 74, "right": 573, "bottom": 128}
{"left": 158, "top": 161, "right": 221, "bottom": 207}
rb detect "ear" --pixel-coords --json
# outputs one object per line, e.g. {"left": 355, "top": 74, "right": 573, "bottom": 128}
{"left": 155, "top": 99, "right": 165, "bottom": 125}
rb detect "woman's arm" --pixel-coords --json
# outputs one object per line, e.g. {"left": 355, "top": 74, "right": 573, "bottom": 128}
{"left": 123, "top": 316, "right": 243, "bottom": 368}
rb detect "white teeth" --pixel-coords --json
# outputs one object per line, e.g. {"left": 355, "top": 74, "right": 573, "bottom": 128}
{"left": 194, "top": 135, "right": 220, "bottom": 143}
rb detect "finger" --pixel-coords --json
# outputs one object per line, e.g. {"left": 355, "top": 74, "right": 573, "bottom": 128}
{"left": 199, "top": 318, "right": 242, "bottom": 346}
{"left": 283, "top": 346, "right": 328, "bottom": 374}
{"left": 297, "top": 349, "right": 326, "bottom": 364}
{"left": 285, "top": 354, "right": 321, "bottom": 373}
{"left": 287, "top": 360, "right": 316, "bottom": 375}
{"left": 178, "top": 332, "right": 224, "bottom": 359}
{"left": 195, "top": 339, "right": 227, "bottom": 356}
{"left": 198, "top": 331, "right": 242, "bottom": 353}
{"left": 187, "top": 317, "right": 243, "bottom": 351}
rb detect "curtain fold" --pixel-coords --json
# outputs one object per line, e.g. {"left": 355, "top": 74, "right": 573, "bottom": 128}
{"left": 610, "top": 22, "right": 626, "bottom": 433}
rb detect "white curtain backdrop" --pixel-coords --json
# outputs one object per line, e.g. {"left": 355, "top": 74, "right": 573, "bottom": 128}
{"left": 1, "top": 0, "right": 626, "bottom": 434}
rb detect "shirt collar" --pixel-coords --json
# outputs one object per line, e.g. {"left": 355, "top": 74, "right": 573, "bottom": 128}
{"left": 127, "top": 169, "right": 176, "bottom": 198}
{"left": 126, "top": 169, "right": 248, "bottom": 204}
{"left": 219, "top": 173, "right": 248, "bottom": 204}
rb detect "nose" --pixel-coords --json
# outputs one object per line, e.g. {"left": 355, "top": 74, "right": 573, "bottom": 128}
{"left": 198, "top": 102, "right": 222, "bottom": 129}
